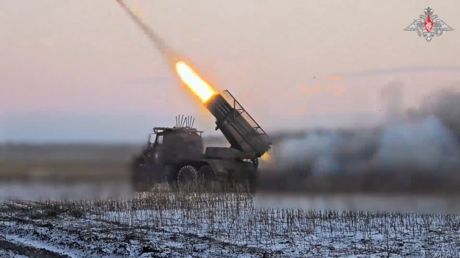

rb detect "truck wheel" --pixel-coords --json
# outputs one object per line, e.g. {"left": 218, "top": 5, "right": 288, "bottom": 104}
{"left": 177, "top": 165, "right": 198, "bottom": 189}
{"left": 198, "top": 165, "right": 216, "bottom": 192}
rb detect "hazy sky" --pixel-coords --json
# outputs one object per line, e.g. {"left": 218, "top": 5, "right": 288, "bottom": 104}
{"left": 1, "top": 0, "right": 460, "bottom": 143}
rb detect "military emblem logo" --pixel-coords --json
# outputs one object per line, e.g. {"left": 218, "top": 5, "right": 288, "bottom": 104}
{"left": 404, "top": 7, "right": 453, "bottom": 42}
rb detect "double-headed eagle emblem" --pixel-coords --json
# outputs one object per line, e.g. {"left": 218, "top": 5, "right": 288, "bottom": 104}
{"left": 404, "top": 7, "right": 453, "bottom": 42}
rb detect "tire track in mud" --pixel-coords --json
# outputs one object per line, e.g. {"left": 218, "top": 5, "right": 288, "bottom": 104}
{"left": 0, "top": 236, "right": 70, "bottom": 258}
{"left": 73, "top": 218, "right": 275, "bottom": 257}
{"left": 0, "top": 202, "right": 282, "bottom": 257}
{"left": 93, "top": 218, "right": 275, "bottom": 257}
{"left": 0, "top": 214, "right": 276, "bottom": 258}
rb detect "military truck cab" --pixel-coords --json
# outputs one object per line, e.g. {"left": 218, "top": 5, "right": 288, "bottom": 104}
{"left": 148, "top": 127, "right": 204, "bottom": 164}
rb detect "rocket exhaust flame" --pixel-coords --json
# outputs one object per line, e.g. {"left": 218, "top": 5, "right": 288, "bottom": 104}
{"left": 175, "top": 62, "right": 216, "bottom": 103}
{"left": 116, "top": 0, "right": 216, "bottom": 103}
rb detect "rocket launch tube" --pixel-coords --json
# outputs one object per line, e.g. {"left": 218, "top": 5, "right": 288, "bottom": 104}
{"left": 204, "top": 93, "right": 271, "bottom": 158}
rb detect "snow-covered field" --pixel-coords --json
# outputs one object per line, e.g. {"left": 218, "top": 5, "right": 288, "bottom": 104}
{"left": 1, "top": 190, "right": 460, "bottom": 258}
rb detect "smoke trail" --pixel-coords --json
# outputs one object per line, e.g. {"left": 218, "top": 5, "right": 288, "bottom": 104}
{"left": 116, "top": 0, "right": 175, "bottom": 62}
{"left": 131, "top": 0, "right": 145, "bottom": 19}
{"left": 115, "top": 0, "right": 200, "bottom": 88}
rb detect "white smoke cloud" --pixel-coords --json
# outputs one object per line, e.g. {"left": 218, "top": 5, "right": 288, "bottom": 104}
{"left": 278, "top": 133, "right": 343, "bottom": 175}
{"left": 270, "top": 82, "right": 460, "bottom": 176}
{"left": 374, "top": 115, "right": 460, "bottom": 171}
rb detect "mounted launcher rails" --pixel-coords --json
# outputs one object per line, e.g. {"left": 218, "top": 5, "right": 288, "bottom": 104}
{"left": 131, "top": 90, "right": 272, "bottom": 192}
{"left": 204, "top": 90, "right": 272, "bottom": 162}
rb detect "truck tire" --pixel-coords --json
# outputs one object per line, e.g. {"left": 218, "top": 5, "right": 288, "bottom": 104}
{"left": 198, "top": 165, "right": 217, "bottom": 192}
{"left": 171, "top": 165, "right": 198, "bottom": 191}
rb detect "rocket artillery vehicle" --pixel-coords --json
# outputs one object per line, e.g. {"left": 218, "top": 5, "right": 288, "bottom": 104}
{"left": 115, "top": 0, "right": 271, "bottom": 192}
{"left": 131, "top": 90, "right": 272, "bottom": 193}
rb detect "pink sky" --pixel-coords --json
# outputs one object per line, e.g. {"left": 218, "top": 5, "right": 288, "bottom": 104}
{"left": 1, "top": 0, "right": 460, "bottom": 142}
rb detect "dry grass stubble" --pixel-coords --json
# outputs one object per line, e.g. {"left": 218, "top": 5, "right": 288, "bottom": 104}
{"left": 2, "top": 184, "right": 460, "bottom": 256}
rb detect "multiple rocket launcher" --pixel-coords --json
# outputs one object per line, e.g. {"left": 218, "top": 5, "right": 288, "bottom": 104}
{"left": 116, "top": 0, "right": 272, "bottom": 162}
{"left": 119, "top": 0, "right": 460, "bottom": 214}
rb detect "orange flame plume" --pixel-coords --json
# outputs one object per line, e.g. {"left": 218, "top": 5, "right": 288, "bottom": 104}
{"left": 175, "top": 61, "right": 216, "bottom": 103}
